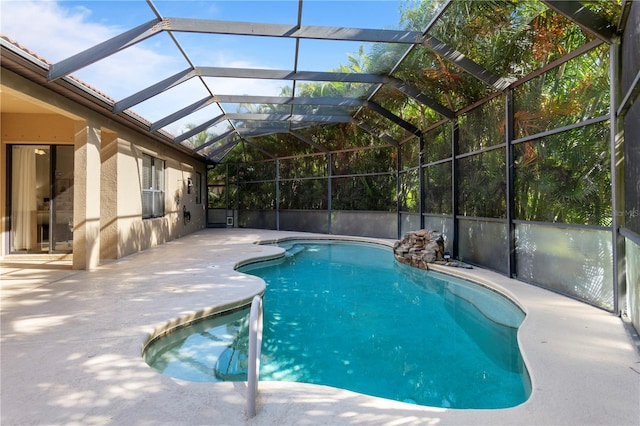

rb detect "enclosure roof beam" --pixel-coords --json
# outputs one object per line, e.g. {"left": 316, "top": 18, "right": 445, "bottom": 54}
{"left": 241, "top": 139, "right": 277, "bottom": 160}
{"left": 542, "top": 1, "right": 617, "bottom": 43}
{"left": 356, "top": 0, "right": 455, "bottom": 122}
{"left": 47, "top": 18, "right": 163, "bottom": 81}
{"left": 421, "top": 35, "right": 512, "bottom": 91}
{"left": 150, "top": 96, "right": 217, "bottom": 132}
{"left": 114, "top": 66, "right": 386, "bottom": 117}
{"left": 356, "top": 121, "right": 400, "bottom": 147}
{"left": 163, "top": 17, "right": 424, "bottom": 44}
{"left": 111, "top": 64, "right": 441, "bottom": 128}
{"left": 193, "top": 129, "right": 236, "bottom": 153}
{"left": 290, "top": 132, "right": 330, "bottom": 153}
{"left": 225, "top": 113, "right": 353, "bottom": 123}
{"left": 366, "top": 101, "right": 421, "bottom": 136}
{"left": 114, "top": 68, "right": 197, "bottom": 113}
{"left": 198, "top": 66, "right": 387, "bottom": 83}
{"left": 119, "top": 66, "right": 382, "bottom": 115}
{"left": 198, "top": 67, "right": 446, "bottom": 121}
{"left": 237, "top": 128, "right": 289, "bottom": 137}
{"left": 173, "top": 114, "right": 226, "bottom": 144}
{"left": 210, "top": 145, "right": 240, "bottom": 163}
{"left": 174, "top": 112, "right": 352, "bottom": 144}
{"left": 151, "top": 95, "right": 363, "bottom": 133}
{"left": 214, "top": 95, "right": 365, "bottom": 107}
{"left": 47, "top": 17, "right": 424, "bottom": 82}
{"left": 206, "top": 137, "right": 241, "bottom": 161}
{"left": 387, "top": 77, "right": 454, "bottom": 119}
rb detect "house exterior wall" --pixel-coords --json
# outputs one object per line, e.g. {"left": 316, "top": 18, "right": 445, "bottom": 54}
{"left": 113, "top": 124, "right": 207, "bottom": 258}
{"left": 1, "top": 68, "right": 207, "bottom": 269}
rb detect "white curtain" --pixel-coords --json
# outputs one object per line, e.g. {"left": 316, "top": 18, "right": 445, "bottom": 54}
{"left": 11, "top": 147, "right": 37, "bottom": 250}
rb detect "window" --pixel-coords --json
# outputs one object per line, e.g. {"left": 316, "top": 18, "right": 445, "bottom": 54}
{"left": 142, "top": 153, "right": 165, "bottom": 218}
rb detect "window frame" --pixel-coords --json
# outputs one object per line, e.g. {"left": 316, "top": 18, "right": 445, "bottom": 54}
{"left": 141, "top": 153, "right": 165, "bottom": 219}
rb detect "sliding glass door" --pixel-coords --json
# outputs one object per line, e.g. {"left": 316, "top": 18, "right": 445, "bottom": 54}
{"left": 9, "top": 144, "right": 74, "bottom": 254}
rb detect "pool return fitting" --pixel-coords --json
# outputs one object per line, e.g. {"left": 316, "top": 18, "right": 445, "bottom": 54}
{"left": 247, "top": 295, "right": 264, "bottom": 417}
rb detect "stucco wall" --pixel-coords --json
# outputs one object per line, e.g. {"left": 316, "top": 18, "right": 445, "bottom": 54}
{"left": 1, "top": 112, "right": 76, "bottom": 143}
{"left": 114, "top": 127, "right": 207, "bottom": 258}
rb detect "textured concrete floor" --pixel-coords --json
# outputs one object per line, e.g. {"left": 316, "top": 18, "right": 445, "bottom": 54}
{"left": 1, "top": 228, "right": 639, "bottom": 425}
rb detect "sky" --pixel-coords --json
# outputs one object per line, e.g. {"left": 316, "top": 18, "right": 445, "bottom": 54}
{"left": 1, "top": 0, "right": 407, "bottom": 136}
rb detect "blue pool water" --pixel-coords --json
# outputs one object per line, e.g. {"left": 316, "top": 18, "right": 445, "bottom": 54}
{"left": 145, "top": 241, "right": 530, "bottom": 409}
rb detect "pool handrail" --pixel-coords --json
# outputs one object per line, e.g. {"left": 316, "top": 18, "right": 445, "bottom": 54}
{"left": 247, "top": 294, "right": 263, "bottom": 418}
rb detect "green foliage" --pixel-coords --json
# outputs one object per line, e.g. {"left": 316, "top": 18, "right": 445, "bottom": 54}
{"left": 279, "top": 155, "right": 327, "bottom": 180}
{"left": 332, "top": 175, "right": 397, "bottom": 211}
{"left": 401, "top": 139, "right": 420, "bottom": 169}
{"left": 458, "top": 97, "right": 505, "bottom": 154}
{"left": 515, "top": 44, "right": 610, "bottom": 137}
{"left": 238, "top": 182, "right": 276, "bottom": 210}
{"left": 208, "top": 185, "right": 231, "bottom": 209}
{"left": 424, "top": 161, "right": 452, "bottom": 215}
{"left": 512, "top": 43, "right": 612, "bottom": 226}
{"left": 399, "top": 169, "right": 419, "bottom": 212}
{"left": 424, "top": 123, "right": 452, "bottom": 163}
{"left": 458, "top": 149, "right": 507, "bottom": 218}
{"left": 514, "top": 122, "right": 611, "bottom": 226}
{"left": 237, "top": 161, "right": 277, "bottom": 182}
{"left": 279, "top": 179, "right": 327, "bottom": 209}
{"left": 331, "top": 146, "right": 397, "bottom": 175}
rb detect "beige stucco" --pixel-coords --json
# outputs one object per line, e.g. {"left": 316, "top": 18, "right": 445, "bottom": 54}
{"left": 100, "top": 129, "right": 118, "bottom": 260}
{"left": 1, "top": 68, "right": 207, "bottom": 269}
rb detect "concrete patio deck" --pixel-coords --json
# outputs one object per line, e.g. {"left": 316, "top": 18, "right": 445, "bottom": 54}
{"left": 1, "top": 228, "right": 639, "bottom": 425}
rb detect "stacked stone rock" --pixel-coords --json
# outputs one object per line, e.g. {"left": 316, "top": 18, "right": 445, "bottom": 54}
{"left": 393, "top": 229, "right": 445, "bottom": 270}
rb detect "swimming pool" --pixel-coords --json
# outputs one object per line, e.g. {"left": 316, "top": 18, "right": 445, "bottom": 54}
{"left": 145, "top": 240, "right": 531, "bottom": 409}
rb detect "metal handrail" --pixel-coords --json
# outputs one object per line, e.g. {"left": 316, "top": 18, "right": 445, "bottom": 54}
{"left": 247, "top": 295, "right": 263, "bottom": 418}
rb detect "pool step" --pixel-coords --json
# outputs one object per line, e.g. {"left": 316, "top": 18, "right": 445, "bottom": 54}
{"left": 284, "top": 244, "right": 305, "bottom": 257}
{"left": 214, "top": 346, "right": 248, "bottom": 381}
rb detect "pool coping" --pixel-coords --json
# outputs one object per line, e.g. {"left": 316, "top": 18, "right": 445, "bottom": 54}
{"left": 2, "top": 228, "right": 639, "bottom": 425}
